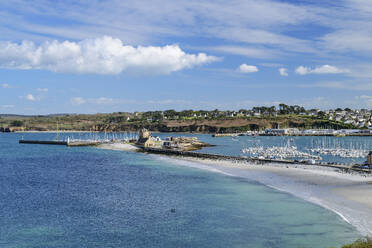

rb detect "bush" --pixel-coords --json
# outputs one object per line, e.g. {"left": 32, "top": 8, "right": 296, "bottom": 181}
{"left": 10, "top": 120, "right": 24, "bottom": 127}
{"left": 340, "top": 237, "right": 372, "bottom": 248}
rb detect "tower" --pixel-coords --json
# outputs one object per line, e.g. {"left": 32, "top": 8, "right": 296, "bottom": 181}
{"left": 139, "top": 128, "right": 150, "bottom": 139}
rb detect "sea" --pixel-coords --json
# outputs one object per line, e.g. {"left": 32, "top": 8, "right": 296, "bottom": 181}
{"left": 0, "top": 132, "right": 367, "bottom": 248}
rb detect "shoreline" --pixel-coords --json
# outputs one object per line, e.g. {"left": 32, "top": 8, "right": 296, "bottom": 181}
{"left": 170, "top": 156, "right": 372, "bottom": 236}
{"left": 2, "top": 130, "right": 372, "bottom": 136}
{"left": 99, "top": 143, "right": 372, "bottom": 236}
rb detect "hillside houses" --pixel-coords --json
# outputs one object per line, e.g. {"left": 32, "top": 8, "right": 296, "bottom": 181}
{"left": 129, "top": 106, "right": 372, "bottom": 129}
{"left": 325, "top": 109, "right": 372, "bottom": 128}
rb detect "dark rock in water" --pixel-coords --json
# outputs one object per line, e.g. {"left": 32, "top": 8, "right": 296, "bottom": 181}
{"left": 170, "top": 208, "right": 176, "bottom": 213}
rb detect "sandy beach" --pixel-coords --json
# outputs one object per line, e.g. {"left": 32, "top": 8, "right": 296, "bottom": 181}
{"left": 99, "top": 143, "right": 372, "bottom": 235}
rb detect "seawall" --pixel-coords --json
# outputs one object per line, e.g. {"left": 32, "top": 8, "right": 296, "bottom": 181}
{"left": 140, "top": 147, "right": 371, "bottom": 173}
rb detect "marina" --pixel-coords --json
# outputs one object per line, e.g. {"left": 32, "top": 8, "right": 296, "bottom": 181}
{"left": 17, "top": 130, "right": 372, "bottom": 173}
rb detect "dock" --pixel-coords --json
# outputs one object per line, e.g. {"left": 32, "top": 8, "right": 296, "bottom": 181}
{"left": 19, "top": 140, "right": 68, "bottom": 145}
{"left": 19, "top": 139, "right": 101, "bottom": 146}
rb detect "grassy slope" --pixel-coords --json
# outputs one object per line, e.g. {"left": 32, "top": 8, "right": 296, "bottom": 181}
{"left": 0, "top": 113, "right": 354, "bottom": 132}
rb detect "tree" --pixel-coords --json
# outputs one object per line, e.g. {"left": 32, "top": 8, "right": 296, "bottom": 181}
{"left": 11, "top": 120, "right": 24, "bottom": 127}
{"left": 164, "top": 109, "right": 177, "bottom": 119}
{"left": 279, "top": 103, "right": 289, "bottom": 114}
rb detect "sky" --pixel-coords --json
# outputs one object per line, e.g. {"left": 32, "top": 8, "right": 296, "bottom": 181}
{"left": 1, "top": 0, "right": 372, "bottom": 114}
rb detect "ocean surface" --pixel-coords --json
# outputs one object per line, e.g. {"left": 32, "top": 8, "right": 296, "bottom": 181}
{"left": 0, "top": 133, "right": 361, "bottom": 248}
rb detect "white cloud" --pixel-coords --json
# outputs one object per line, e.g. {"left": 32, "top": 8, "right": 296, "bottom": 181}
{"left": 321, "top": 30, "right": 372, "bottom": 53}
{"left": 92, "top": 97, "right": 115, "bottom": 105}
{"left": 238, "top": 64, "right": 259, "bottom": 73}
{"left": 209, "top": 45, "right": 278, "bottom": 59}
{"left": 37, "top": 88, "right": 48, "bottom": 92}
{"left": 25, "top": 94, "right": 36, "bottom": 101}
{"left": 70, "top": 97, "right": 192, "bottom": 107}
{"left": 1, "top": 105, "right": 14, "bottom": 108}
{"left": 279, "top": 68, "right": 288, "bottom": 76}
{"left": 260, "top": 63, "right": 283, "bottom": 67}
{"left": 0, "top": 36, "right": 219, "bottom": 75}
{"left": 70, "top": 97, "right": 86, "bottom": 105}
{"left": 295, "top": 65, "right": 349, "bottom": 75}
{"left": 358, "top": 95, "right": 372, "bottom": 99}
{"left": 70, "top": 97, "right": 123, "bottom": 106}
{"left": 1, "top": 83, "right": 11, "bottom": 88}
{"left": 298, "top": 81, "right": 372, "bottom": 91}
{"left": 295, "top": 66, "right": 310, "bottom": 75}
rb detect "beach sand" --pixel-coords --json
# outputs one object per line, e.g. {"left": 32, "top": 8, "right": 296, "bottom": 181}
{"left": 98, "top": 143, "right": 140, "bottom": 152}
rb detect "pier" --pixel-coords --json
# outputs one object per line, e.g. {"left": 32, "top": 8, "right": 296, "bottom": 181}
{"left": 19, "top": 139, "right": 101, "bottom": 146}
{"left": 19, "top": 140, "right": 68, "bottom": 145}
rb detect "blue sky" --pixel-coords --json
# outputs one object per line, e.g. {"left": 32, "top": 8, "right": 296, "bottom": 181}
{"left": 0, "top": 0, "right": 372, "bottom": 114}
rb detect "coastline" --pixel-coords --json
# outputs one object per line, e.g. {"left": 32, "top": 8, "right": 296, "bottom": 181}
{"left": 4, "top": 129, "right": 372, "bottom": 136}
{"left": 170, "top": 156, "right": 372, "bottom": 236}
{"left": 99, "top": 143, "right": 372, "bottom": 236}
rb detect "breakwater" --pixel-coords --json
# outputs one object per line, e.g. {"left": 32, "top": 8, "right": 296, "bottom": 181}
{"left": 140, "top": 147, "right": 371, "bottom": 173}
{"left": 19, "top": 140, "right": 101, "bottom": 146}
{"left": 213, "top": 133, "right": 372, "bottom": 137}
{"left": 19, "top": 140, "right": 68, "bottom": 145}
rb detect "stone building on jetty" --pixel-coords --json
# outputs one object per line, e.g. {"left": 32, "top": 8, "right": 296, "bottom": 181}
{"left": 135, "top": 128, "right": 212, "bottom": 151}
{"left": 136, "top": 128, "right": 156, "bottom": 148}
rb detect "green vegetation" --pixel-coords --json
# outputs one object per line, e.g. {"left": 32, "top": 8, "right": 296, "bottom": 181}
{"left": 10, "top": 120, "right": 24, "bottom": 127}
{"left": 335, "top": 237, "right": 372, "bottom": 248}
{"left": 0, "top": 104, "right": 370, "bottom": 132}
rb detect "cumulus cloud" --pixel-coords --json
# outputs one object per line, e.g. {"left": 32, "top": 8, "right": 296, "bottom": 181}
{"left": 279, "top": 68, "right": 288, "bottom": 76}
{"left": 295, "top": 65, "right": 349, "bottom": 75}
{"left": 25, "top": 94, "right": 36, "bottom": 101}
{"left": 238, "top": 64, "right": 258, "bottom": 73}
{"left": 0, "top": 36, "right": 219, "bottom": 75}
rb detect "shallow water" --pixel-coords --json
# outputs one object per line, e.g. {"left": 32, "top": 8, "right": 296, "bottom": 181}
{"left": 0, "top": 133, "right": 360, "bottom": 247}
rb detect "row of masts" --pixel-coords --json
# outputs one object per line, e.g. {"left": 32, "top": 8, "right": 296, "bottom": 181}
{"left": 241, "top": 136, "right": 371, "bottom": 160}
{"left": 242, "top": 146, "right": 322, "bottom": 160}
{"left": 57, "top": 132, "right": 139, "bottom": 143}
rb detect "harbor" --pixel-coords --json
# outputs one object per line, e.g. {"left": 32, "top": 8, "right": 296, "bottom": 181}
{"left": 18, "top": 129, "right": 372, "bottom": 173}
{"left": 212, "top": 128, "right": 372, "bottom": 137}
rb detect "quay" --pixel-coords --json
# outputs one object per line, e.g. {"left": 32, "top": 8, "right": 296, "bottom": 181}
{"left": 140, "top": 147, "right": 372, "bottom": 173}
{"left": 213, "top": 133, "right": 372, "bottom": 137}
{"left": 19, "top": 140, "right": 68, "bottom": 145}
{"left": 19, "top": 139, "right": 101, "bottom": 146}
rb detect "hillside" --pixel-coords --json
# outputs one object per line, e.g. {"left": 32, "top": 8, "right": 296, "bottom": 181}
{"left": 0, "top": 112, "right": 355, "bottom": 133}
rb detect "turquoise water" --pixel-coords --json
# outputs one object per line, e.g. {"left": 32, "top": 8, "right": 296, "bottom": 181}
{"left": 0, "top": 133, "right": 360, "bottom": 247}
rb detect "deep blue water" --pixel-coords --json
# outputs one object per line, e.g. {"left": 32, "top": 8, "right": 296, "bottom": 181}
{"left": 0, "top": 133, "right": 360, "bottom": 248}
